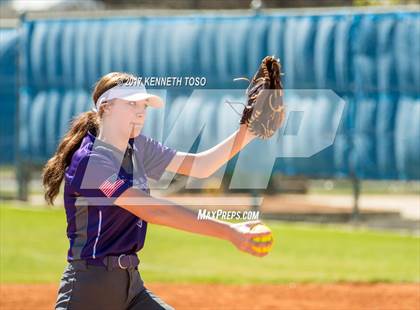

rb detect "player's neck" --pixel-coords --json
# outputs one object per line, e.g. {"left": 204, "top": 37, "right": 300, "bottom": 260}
{"left": 97, "top": 124, "right": 130, "bottom": 153}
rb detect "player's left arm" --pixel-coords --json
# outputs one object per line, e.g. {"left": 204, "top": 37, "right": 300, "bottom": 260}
{"left": 166, "top": 124, "right": 256, "bottom": 178}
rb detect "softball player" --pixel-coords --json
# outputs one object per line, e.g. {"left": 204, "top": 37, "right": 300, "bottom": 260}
{"left": 42, "top": 72, "right": 272, "bottom": 310}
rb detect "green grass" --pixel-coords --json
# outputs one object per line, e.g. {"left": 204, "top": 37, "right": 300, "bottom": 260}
{"left": 1, "top": 203, "right": 419, "bottom": 284}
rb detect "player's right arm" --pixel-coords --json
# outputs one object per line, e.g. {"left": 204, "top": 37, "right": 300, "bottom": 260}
{"left": 70, "top": 152, "right": 271, "bottom": 257}
{"left": 115, "top": 187, "right": 271, "bottom": 257}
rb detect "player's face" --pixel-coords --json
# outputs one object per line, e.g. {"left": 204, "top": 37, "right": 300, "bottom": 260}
{"left": 106, "top": 98, "right": 148, "bottom": 138}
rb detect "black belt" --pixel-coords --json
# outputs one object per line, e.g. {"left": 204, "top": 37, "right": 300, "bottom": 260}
{"left": 74, "top": 254, "right": 140, "bottom": 271}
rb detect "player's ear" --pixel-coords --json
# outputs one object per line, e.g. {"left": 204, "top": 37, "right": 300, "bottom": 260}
{"left": 100, "top": 101, "right": 112, "bottom": 115}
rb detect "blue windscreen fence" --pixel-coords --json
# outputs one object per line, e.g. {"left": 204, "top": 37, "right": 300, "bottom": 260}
{"left": 1, "top": 11, "right": 419, "bottom": 180}
{"left": 0, "top": 27, "right": 18, "bottom": 164}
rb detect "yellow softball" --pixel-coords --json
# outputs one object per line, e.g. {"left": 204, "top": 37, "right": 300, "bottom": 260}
{"left": 251, "top": 224, "right": 274, "bottom": 254}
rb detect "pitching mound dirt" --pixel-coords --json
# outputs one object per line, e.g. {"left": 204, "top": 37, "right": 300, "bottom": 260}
{"left": 1, "top": 283, "right": 419, "bottom": 309}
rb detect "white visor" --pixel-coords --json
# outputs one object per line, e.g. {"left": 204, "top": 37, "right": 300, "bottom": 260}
{"left": 93, "top": 84, "right": 164, "bottom": 112}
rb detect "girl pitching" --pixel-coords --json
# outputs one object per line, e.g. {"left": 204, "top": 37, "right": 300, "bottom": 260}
{"left": 43, "top": 72, "right": 272, "bottom": 310}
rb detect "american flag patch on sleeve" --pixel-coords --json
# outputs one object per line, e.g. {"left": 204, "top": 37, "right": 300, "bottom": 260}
{"left": 99, "top": 174, "right": 125, "bottom": 197}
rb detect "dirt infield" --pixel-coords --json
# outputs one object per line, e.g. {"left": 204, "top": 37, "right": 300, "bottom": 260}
{"left": 1, "top": 283, "right": 419, "bottom": 310}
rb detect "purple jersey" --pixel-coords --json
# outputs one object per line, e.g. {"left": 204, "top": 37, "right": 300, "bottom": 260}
{"left": 63, "top": 130, "right": 176, "bottom": 262}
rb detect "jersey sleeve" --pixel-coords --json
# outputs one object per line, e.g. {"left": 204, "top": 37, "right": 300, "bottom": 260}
{"left": 69, "top": 153, "right": 132, "bottom": 205}
{"left": 142, "top": 136, "right": 177, "bottom": 181}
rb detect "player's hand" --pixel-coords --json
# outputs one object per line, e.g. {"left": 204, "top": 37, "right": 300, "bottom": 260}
{"left": 228, "top": 221, "right": 273, "bottom": 257}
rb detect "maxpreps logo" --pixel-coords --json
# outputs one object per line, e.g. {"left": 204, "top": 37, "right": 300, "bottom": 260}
{"left": 197, "top": 209, "right": 260, "bottom": 221}
{"left": 150, "top": 88, "right": 345, "bottom": 191}
{"left": 79, "top": 88, "right": 345, "bottom": 207}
